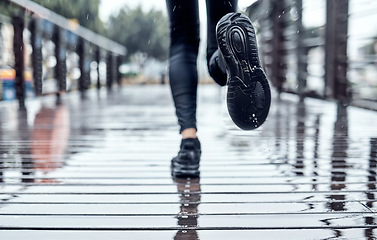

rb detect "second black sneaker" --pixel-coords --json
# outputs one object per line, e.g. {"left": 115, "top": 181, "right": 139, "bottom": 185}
{"left": 171, "top": 138, "right": 201, "bottom": 178}
{"left": 216, "top": 12, "right": 271, "bottom": 130}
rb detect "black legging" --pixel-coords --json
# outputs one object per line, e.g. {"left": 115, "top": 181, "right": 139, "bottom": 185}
{"left": 166, "top": 0, "right": 238, "bottom": 133}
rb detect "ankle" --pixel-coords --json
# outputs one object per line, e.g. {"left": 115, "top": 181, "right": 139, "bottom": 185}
{"left": 181, "top": 128, "right": 197, "bottom": 139}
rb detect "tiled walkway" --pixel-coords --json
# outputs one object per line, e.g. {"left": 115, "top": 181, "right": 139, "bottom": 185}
{"left": 1, "top": 85, "right": 377, "bottom": 239}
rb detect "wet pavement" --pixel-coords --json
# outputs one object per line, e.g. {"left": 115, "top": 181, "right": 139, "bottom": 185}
{"left": 0, "top": 84, "right": 377, "bottom": 239}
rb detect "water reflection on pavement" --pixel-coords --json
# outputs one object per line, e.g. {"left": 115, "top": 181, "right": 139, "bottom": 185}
{"left": 0, "top": 85, "right": 377, "bottom": 239}
{"left": 31, "top": 105, "right": 70, "bottom": 177}
{"left": 0, "top": 102, "right": 69, "bottom": 185}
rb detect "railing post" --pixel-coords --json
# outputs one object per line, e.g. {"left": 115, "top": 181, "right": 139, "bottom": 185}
{"left": 256, "top": 0, "right": 273, "bottom": 87}
{"left": 271, "top": 0, "right": 286, "bottom": 93}
{"left": 54, "top": 26, "right": 67, "bottom": 93}
{"left": 12, "top": 15, "right": 26, "bottom": 109}
{"left": 95, "top": 47, "right": 101, "bottom": 90}
{"left": 295, "top": 0, "right": 307, "bottom": 100}
{"left": 106, "top": 52, "right": 114, "bottom": 90}
{"left": 78, "top": 38, "right": 90, "bottom": 98}
{"left": 30, "top": 17, "right": 43, "bottom": 96}
{"left": 116, "top": 55, "right": 122, "bottom": 86}
{"left": 0, "top": 21, "right": 4, "bottom": 67}
{"left": 325, "top": 0, "right": 349, "bottom": 102}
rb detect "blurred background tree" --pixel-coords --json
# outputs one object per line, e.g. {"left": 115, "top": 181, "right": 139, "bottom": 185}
{"left": 107, "top": 6, "right": 169, "bottom": 62}
{"left": 1, "top": 0, "right": 169, "bottom": 78}
{"left": 0, "top": 1, "right": 21, "bottom": 16}
{"left": 32, "top": 0, "right": 169, "bottom": 61}
{"left": 32, "top": 0, "right": 106, "bottom": 35}
{"left": 0, "top": 0, "right": 105, "bottom": 34}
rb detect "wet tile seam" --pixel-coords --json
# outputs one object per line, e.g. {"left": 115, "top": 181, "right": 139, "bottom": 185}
{"left": 1, "top": 199, "right": 376, "bottom": 204}
{"left": 3, "top": 190, "right": 377, "bottom": 195}
{"left": 0, "top": 212, "right": 374, "bottom": 216}
{"left": 3, "top": 182, "right": 377, "bottom": 186}
{"left": 1, "top": 226, "right": 377, "bottom": 231}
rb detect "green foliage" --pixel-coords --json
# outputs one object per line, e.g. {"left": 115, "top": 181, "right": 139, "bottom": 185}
{"left": 31, "top": 0, "right": 105, "bottom": 34}
{"left": 0, "top": 0, "right": 169, "bottom": 61}
{"left": 107, "top": 6, "right": 169, "bottom": 61}
{"left": 0, "top": 0, "right": 105, "bottom": 34}
{"left": 0, "top": 1, "right": 22, "bottom": 17}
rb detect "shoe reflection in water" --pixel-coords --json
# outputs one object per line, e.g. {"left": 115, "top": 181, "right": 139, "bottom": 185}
{"left": 173, "top": 177, "right": 201, "bottom": 240}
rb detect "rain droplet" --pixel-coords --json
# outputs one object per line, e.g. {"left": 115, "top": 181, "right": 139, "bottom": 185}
{"left": 86, "top": 14, "right": 89, "bottom": 20}
{"left": 173, "top": 6, "right": 176, "bottom": 11}
{"left": 148, "top": 40, "right": 151, "bottom": 45}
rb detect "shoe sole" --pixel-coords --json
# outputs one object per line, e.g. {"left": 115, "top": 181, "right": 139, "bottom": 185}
{"left": 217, "top": 13, "right": 271, "bottom": 130}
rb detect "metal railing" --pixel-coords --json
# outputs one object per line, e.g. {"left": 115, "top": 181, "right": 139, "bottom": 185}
{"left": 248, "top": 0, "right": 377, "bottom": 110}
{"left": 0, "top": 0, "right": 126, "bottom": 109}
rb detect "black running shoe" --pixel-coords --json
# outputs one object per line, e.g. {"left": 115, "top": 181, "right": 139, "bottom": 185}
{"left": 171, "top": 138, "right": 201, "bottom": 178}
{"left": 216, "top": 12, "right": 271, "bottom": 130}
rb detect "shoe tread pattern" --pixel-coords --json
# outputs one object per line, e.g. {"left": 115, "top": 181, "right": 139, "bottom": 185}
{"left": 217, "top": 13, "right": 271, "bottom": 130}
